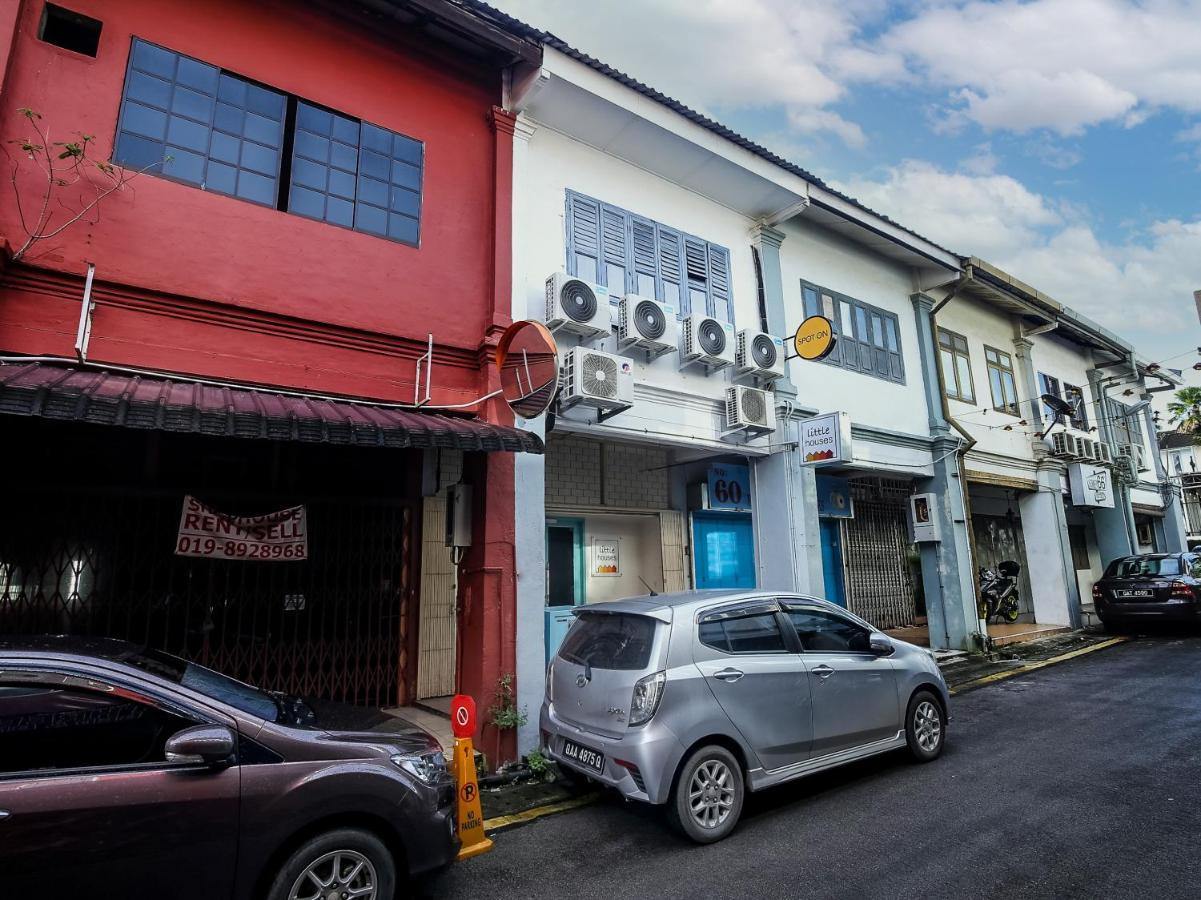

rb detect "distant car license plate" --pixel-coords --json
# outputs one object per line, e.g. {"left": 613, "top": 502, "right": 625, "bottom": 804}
{"left": 562, "top": 739, "right": 605, "bottom": 773}
{"left": 1115, "top": 589, "right": 1153, "bottom": 598}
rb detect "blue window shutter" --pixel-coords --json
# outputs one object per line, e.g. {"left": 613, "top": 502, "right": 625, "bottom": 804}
{"left": 631, "top": 216, "right": 657, "bottom": 296}
{"left": 566, "top": 192, "right": 601, "bottom": 279}
{"left": 708, "top": 244, "right": 732, "bottom": 324}
{"left": 657, "top": 225, "right": 683, "bottom": 314}
{"left": 601, "top": 204, "right": 627, "bottom": 266}
{"left": 802, "top": 284, "right": 819, "bottom": 319}
{"left": 684, "top": 236, "right": 708, "bottom": 318}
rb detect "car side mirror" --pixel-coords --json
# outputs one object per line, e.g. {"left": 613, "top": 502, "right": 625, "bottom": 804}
{"left": 869, "top": 634, "right": 895, "bottom": 657}
{"left": 165, "top": 724, "right": 235, "bottom": 766}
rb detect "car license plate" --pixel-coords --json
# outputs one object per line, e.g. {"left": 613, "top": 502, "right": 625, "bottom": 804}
{"left": 1115, "top": 589, "right": 1153, "bottom": 598}
{"left": 562, "top": 739, "right": 605, "bottom": 773}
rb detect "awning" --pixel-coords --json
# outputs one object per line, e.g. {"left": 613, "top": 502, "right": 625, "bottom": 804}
{"left": 0, "top": 362, "right": 543, "bottom": 454}
{"left": 1131, "top": 503, "right": 1165, "bottom": 518}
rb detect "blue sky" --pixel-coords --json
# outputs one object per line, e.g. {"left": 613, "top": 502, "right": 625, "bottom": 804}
{"left": 494, "top": 0, "right": 1201, "bottom": 419}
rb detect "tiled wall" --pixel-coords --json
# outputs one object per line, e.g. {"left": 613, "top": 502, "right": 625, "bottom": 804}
{"left": 545, "top": 434, "right": 668, "bottom": 509}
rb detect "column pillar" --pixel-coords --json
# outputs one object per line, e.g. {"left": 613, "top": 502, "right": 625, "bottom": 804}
{"left": 1087, "top": 370, "right": 1136, "bottom": 562}
{"left": 1141, "top": 403, "right": 1188, "bottom": 552}
{"left": 750, "top": 223, "right": 796, "bottom": 401}
{"left": 508, "top": 113, "right": 548, "bottom": 755}
{"left": 1018, "top": 462, "right": 1081, "bottom": 627}
{"left": 753, "top": 416, "right": 822, "bottom": 595}
{"left": 911, "top": 293, "right": 980, "bottom": 650}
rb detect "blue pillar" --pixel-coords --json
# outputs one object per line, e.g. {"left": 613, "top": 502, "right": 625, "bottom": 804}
{"left": 912, "top": 293, "right": 981, "bottom": 651}
{"left": 751, "top": 224, "right": 796, "bottom": 401}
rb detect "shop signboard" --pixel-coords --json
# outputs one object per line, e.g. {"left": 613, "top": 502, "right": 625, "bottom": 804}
{"left": 1068, "top": 463, "right": 1114, "bottom": 508}
{"left": 591, "top": 537, "right": 621, "bottom": 576}
{"left": 800, "top": 412, "right": 852, "bottom": 465}
{"left": 176, "top": 495, "right": 308, "bottom": 561}
{"left": 816, "top": 475, "right": 853, "bottom": 518}
{"left": 707, "top": 463, "right": 751, "bottom": 511}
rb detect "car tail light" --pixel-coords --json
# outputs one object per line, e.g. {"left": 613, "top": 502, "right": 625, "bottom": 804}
{"left": 1169, "top": 581, "right": 1194, "bottom": 599}
{"left": 628, "top": 671, "right": 665, "bottom": 727}
{"left": 545, "top": 661, "right": 554, "bottom": 704}
{"left": 1092, "top": 584, "right": 1103, "bottom": 602}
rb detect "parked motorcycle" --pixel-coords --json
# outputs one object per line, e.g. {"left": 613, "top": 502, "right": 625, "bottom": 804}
{"left": 979, "top": 560, "right": 1022, "bottom": 623}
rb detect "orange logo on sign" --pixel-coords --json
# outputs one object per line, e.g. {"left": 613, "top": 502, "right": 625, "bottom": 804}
{"left": 793, "top": 316, "right": 837, "bottom": 361}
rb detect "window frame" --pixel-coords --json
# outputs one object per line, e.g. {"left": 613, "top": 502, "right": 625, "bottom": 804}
{"left": 1038, "top": 373, "right": 1062, "bottom": 421}
{"left": 938, "top": 328, "right": 975, "bottom": 404}
{"left": 564, "top": 190, "right": 734, "bottom": 324}
{"left": 984, "top": 345, "right": 1019, "bottom": 416}
{"left": 0, "top": 668, "right": 213, "bottom": 780}
{"left": 800, "top": 280, "right": 905, "bottom": 384}
{"left": 113, "top": 37, "right": 425, "bottom": 247}
{"left": 1064, "top": 383, "right": 1089, "bottom": 432}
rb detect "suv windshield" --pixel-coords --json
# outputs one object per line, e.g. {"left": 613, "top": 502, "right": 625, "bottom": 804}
{"left": 125, "top": 648, "right": 280, "bottom": 722}
{"left": 559, "top": 612, "right": 656, "bottom": 671}
{"left": 1105, "top": 556, "right": 1183, "bottom": 578}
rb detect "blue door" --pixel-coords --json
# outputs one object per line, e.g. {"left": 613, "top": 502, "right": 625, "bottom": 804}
{"left": 820, "top": 519, "right": 847, "bottom": 607}
{"left": 545, "top": 517, "right": 584, "bottom": 664}
{"left": 693, "top": 512, "right": 755, "bottom": 590}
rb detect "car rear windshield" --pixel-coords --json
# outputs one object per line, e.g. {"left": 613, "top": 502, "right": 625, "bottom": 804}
{"left": 1104, "top": 556, "right": 1183, "bottom": 578}
{"left": 558, "top": 613, "right": 657, "bottom": 671}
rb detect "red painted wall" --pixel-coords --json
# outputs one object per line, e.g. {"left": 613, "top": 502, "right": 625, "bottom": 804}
{"left": 0, "top": 0, "right": 506, "bottom": 404}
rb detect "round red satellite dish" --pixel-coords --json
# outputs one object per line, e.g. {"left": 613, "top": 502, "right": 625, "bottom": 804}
{"left": 450, "top": 694, "right": 476, "bottom": 739}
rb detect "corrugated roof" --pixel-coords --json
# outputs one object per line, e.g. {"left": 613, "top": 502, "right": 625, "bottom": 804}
{"left": 454, "top": 0, "right": 956, "bottom": 257}
{"left": 0, "top": 362, "right": 544, "bottom": 453}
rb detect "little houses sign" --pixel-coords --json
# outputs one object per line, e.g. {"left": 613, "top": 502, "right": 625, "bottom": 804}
{"left": 1068, "top": 463, "right": 1114, "bottom": 508}
{"left": 800, "top": 412, "right": 852, "bottom": 466}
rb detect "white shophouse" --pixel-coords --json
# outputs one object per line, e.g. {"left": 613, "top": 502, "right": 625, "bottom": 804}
{"left": 505, "top": 43, "right": 978, "bottom": 749}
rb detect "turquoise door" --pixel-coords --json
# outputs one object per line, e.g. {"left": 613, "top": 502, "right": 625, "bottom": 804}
{"left": 820, "top": 519, "right": 847, "bottom": 607}
{"left": 545, "top": 518, "right": 584, "bottom": 664}
{"left": 693, "top": 512, "right": 755, "bottom": 590}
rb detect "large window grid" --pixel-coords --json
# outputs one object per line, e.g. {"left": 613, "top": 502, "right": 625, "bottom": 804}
{"left": 938, "top": 328, "right": 975, "bottom": 404}
{"left": 985, "top": 346, "right": 1019, "bottom": 415}
{"left": 114, "top": 38, "right": 424, "bottom": 246}
{"left": 800, "top": 282, "right": 904, "bottom": 384}
{"left": 565, "top": 192, "right": 733, "bottom": 323}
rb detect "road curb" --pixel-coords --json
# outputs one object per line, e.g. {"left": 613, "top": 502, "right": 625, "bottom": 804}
{"left": 948, "top": 636, "right": 1130, "bottom": 695}
{"left": 482, "top": 792, "right": 600, "bottom": 833}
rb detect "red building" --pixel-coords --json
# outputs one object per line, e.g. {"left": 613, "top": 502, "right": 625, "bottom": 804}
{"left": 0, "top": 0, "right": 541, "bottom": 761}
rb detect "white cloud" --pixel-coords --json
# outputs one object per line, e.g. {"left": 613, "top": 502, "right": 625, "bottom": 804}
{"left": 837, "top": 162, "right": 1201, "bottom": 350}
{"left": 882, "top": 0, "right": 1201, "bottom": 134}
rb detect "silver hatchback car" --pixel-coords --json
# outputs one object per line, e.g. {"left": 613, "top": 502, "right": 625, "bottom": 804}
{"left": 540, "top": 590, "right": 949, "bottom": 843}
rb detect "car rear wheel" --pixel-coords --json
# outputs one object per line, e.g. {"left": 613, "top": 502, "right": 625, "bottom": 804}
{"left": 667, "top": 745, "right": 744, "bottom": 844}
{"left": 267, "top": 827, "right": 396, "bottom": 900}
{"left": 905, "top": 690, "right": 945, "bottom": 762}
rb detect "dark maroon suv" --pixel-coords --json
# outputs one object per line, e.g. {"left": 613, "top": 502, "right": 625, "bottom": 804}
{"left": 0, "top": 636, "right": 458, "bottom": 900}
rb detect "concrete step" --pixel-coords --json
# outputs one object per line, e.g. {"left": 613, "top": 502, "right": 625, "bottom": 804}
{"left": 989, "top": 625, "right": 1072, "bottom": 648}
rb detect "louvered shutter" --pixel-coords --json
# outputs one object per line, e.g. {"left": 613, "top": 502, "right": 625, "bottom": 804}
{"left": 660, "top": 510, "right": 689, "bottom": 593}
{"left": 566, "top": 193, "right": 601, "bottom": 282}
{"left": 601, "top": 204, "right": 628, "bottom": 292}
{"left": 708, "top": 244, "right": 732, "bottom": 323}
{"left": 631, "top": 216, "right": 657, "bottom": 298}
{"left": 657, "top": 225, "right": 683, "bottom": 314}
{"left": 684, "top": 236, "right": 708, "bottom": 318}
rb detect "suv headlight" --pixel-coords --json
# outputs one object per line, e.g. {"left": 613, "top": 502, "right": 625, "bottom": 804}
{"left": 390, "top": 748, "right": 447, "bottom": 784}
{"left": 628, "top": 671, "right": 666, "bottom": 727}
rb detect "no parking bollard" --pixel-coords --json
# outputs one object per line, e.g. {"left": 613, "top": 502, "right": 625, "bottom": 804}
{"left": 450, "top": 694, "right": 493, "bottom": 861}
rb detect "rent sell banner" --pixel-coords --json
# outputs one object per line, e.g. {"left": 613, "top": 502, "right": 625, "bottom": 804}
{"left": 175, "top": 495, "right": 308, "bottom": 561}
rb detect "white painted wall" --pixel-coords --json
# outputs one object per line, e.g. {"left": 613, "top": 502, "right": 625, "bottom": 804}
{"left": 777, "top": 216, "right": 931, "bottom": 438}
{"left": 580, "top": 514, "right": 664, "bottom": 603}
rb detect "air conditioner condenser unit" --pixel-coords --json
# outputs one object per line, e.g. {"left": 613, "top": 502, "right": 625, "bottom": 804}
{"left": 735, "top": 329, "right": 786, "bottom": 382}
{"left": 559, "top": 346, "right": 634, "bottom": 415}
{"left": 680, "top": 315, "right": 735, "bottom": 370}
{"left": 545, "top": 272, "right": 611, "bottom": 341}
{"left": 617, "top": 294, "right": 677, "bottom": 358}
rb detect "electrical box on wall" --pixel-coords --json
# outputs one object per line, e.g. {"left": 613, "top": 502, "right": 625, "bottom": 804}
{"left": 909, "top": 493, "right": 941, "bottom": 543}
{"left": 445, "top": 483, "right": 473, "bottom": 549}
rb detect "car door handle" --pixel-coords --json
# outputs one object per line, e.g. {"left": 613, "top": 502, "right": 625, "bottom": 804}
{"left": 811, "top": 664, "right": 835, "bottom": 679}
{"left": 712, "top": 668, "right": 744, "bottom": 682}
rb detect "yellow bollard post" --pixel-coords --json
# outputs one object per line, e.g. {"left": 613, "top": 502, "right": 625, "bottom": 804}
{"left": 450, "top": 695, "right": 493, "bottom": 861}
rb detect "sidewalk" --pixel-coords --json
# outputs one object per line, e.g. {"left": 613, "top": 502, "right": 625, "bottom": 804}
{"left": 480, "top": 627, "right": 1125, "bottom": 824}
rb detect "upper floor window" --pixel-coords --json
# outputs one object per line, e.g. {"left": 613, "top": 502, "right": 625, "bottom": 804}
{"left": 113, "top": 39, "right": 423, "bottom": 246}
{"left": 1064, "top": 383, "right": 1088, "bottom": 431}
{"left": 938, "top": 328, "right": 974, "bottom": 404}
{"left": 985, "top": 346, "right": 1018, "bottom": 415}
{"left": 564, "top": 192, "right": 733, "bottom": 324}
{"left": 1038, "top": 373, "right": 1062, "bottom": 421}
{"left": 800, "top": 282, "right": 904, "bottom": 384}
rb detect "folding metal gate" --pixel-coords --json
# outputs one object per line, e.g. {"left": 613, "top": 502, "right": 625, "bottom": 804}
{"left": 0, "top": 488, "right": 414, "bottom": 707}
{"left": 843, "top": 479, "right": 916, "bottom": 630}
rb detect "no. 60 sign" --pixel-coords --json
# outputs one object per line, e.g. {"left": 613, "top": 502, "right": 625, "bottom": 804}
{"left": 707, "top": 464, "right": 751, "bottom": 511}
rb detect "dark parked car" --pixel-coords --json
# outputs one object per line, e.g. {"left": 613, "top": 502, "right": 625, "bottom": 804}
{"left": 1093, "top": 553, "right": 1201, "bottom": 628}
{"left": 0, "top": 636, "right": 457, "bottom": 900}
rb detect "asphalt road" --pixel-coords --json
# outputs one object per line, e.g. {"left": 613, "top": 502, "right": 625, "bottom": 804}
{"left": 414, "top": 636, "right": 1201, "bottom": 900}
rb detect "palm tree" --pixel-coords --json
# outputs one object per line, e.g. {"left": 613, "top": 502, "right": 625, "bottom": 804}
{"left": 1167, "top": 387, "right": 1201, "bottom": 433}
